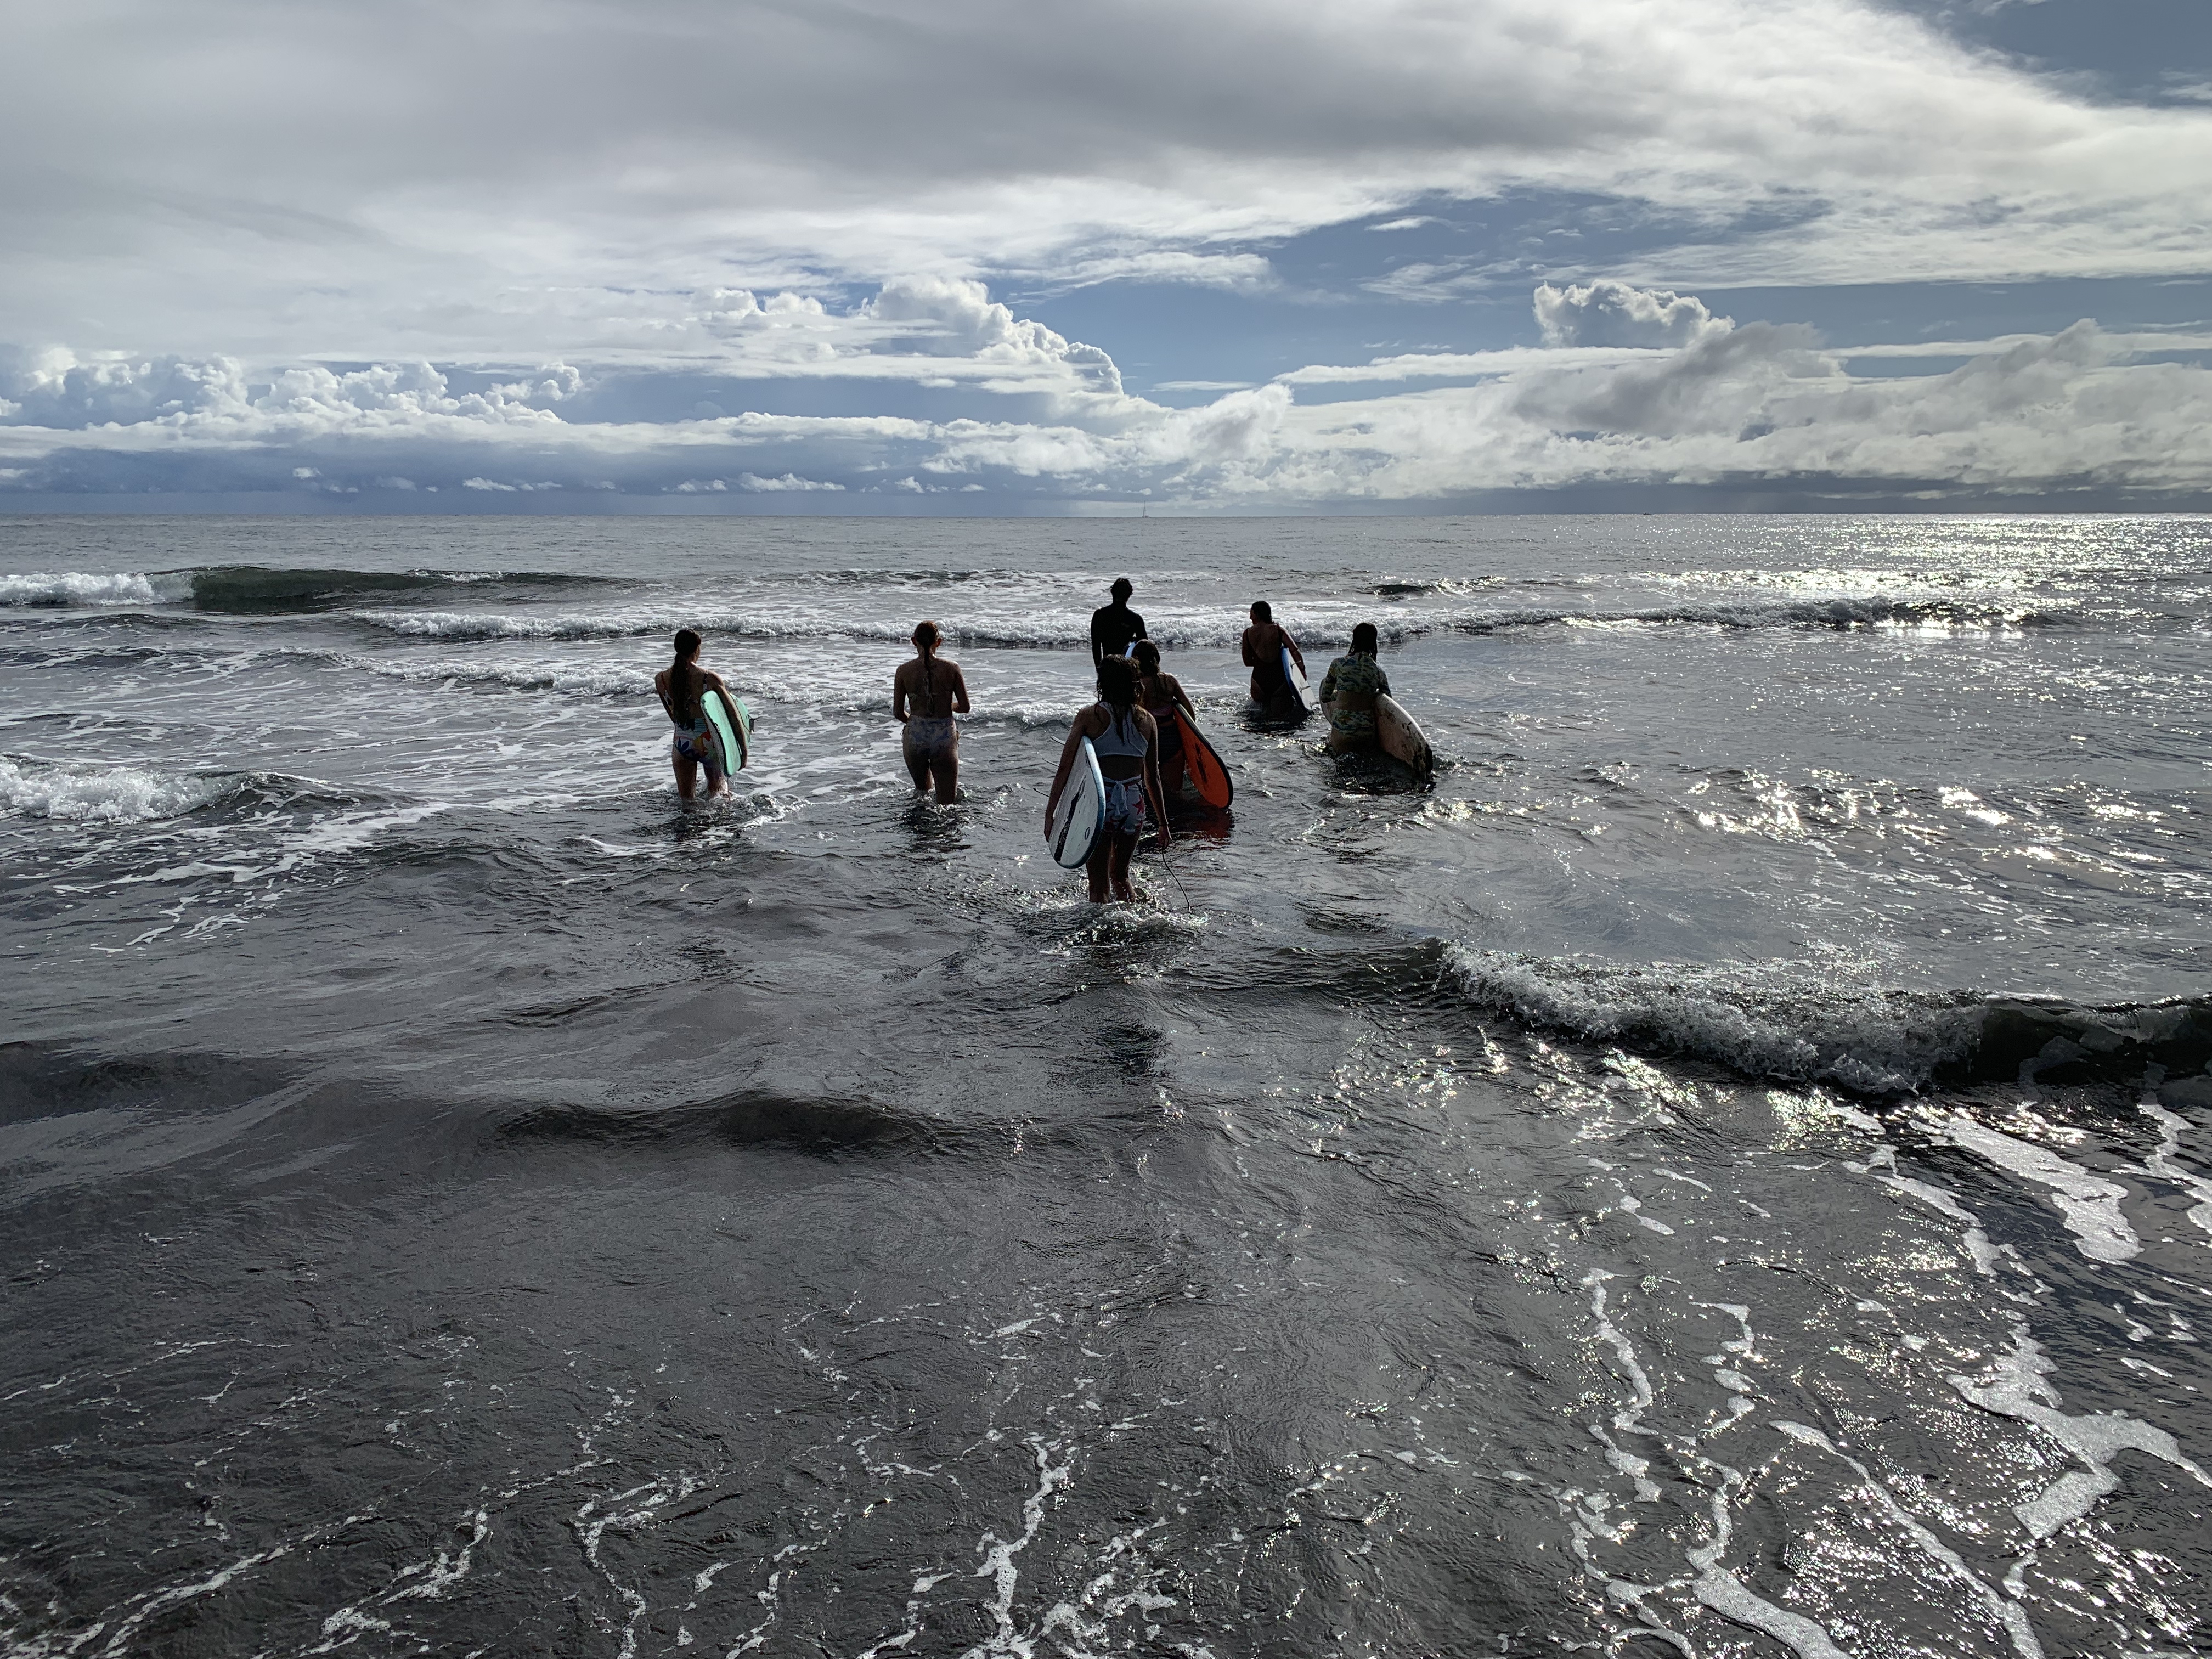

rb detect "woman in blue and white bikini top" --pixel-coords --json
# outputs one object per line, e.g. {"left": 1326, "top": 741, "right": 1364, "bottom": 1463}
{"left": 654, "top": 627, "right": 736, "bottom": 801}
{"left": 1043, "top": 654, "right": 1172, "bottom": 903}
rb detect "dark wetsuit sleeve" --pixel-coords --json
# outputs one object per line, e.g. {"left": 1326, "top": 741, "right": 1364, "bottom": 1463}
{"left": 1090, "top": 607, "right": 1109, "bottom": 668}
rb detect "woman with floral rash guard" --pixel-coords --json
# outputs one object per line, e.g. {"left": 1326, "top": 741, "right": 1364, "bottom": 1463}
{"left": 1318, "top": 622, "right": 1391, "bottom": 755}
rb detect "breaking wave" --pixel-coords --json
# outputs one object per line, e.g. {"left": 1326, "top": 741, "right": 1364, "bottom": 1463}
{"left": 0, "top": 572, "right": 172, "bottom": 607}
{"left": 0, "top": 567, "right": 622, "bottom": 614}
{"left": 348, "top": 592, "right": 2079, "bottom": 650}
{"left": 0, "top": 759, "right": 360, "bottom": 825}
{"left": 183, "top": 566, "right": 618, "bottom": 613}
{"left": 1441, "top": 944, "right": 2212, "bottom": 1096}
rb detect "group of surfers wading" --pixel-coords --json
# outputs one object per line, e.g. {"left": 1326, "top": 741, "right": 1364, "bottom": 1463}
{"left": 653, "top": 579, "right": 1411, "bottom": 904}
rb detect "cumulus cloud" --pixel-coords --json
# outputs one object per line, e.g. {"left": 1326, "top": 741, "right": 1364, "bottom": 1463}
{"left": 0, "top": 348, "right": 575, "bottom": 432}
{"left": 1510, "top": 323, "right": 1831, "bottom": 436}
{"left": 3, "top": 282, "right": 2209, "bottom": 507}
{"left": 859, "top": 277, "right": 1122, "bottom": 393}
{"left": 1534, "top": 281, "right": 1733, "bottom": 349}
{"left": 1265, "top": 311, "right": 2212, "bottom": 501}
{"left": 737, "top": 472, "right": 844, "bottom": 492}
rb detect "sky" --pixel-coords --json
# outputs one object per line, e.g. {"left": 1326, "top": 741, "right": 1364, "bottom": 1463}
{"left": 2, "top": 0, "right": 2208, "bottom": 514}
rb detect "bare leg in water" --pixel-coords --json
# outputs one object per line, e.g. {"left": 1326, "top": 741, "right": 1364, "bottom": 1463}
{"left": 902, "top": 735, "right": 959, "bottom": 804}
{"left": 1086, "top": 831, "right": 1139, "bottom": 902}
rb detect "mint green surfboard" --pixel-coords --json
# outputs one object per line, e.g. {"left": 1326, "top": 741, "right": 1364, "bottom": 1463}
{"left": 702, "top": 686, "right": 752, "bottom": 774}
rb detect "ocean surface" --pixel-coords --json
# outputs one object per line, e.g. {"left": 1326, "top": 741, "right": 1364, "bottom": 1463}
{"left": 4, "top": 512, "right": 2211, "bottom": 1659}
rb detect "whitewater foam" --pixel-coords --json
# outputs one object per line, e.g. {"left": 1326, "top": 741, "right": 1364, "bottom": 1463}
{"left": 1441, "top": 946, "right": 1981, "bottom": 1094}
{"left": 0, "top": 758, "right": 238, "bottom": 824}
{"left": 1938, "top": 1115, "right": 2141, "bottom": 1263}
{"left": 0, "top": 571, "right": 166, "bottom": 607}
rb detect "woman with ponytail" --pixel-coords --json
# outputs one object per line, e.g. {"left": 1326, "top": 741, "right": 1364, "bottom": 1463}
{"left": 893, "top": 620, "right": 970, "bottom": 803}
{"left": 1044, "top": 654, "right": 1171, "bottom": 903}
{"left": 654, "top": 628, "right": 736, "bottom": 800}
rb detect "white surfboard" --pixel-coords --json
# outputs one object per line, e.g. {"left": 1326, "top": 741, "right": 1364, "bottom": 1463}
{"left": 1281, "top": 644, "right": 1311, "bottom": 714}
{"left": 1048, "top": 736, "right": 1107, "bottom": 868}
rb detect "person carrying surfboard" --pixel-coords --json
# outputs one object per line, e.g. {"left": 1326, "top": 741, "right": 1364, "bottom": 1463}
{"left": 1130, "top": 639, "right": 1197, "bottom": 803}
{"left": 893, "top": 619, "right": 970, "bottom": 804}
{"left": 1240, "top": 600, "right": 1306, "bottom": 718}
{"left": 1043, "top": 654, "right": 1171, "bottom": 903}
{"left": 656, "top": 628, "right": 736, "bottom": 801}
{"left": 1089, "top": 577, "right": 1148, "bottom": 668}
{"left": 1318, "top": 623, "right": 1393, "bottom": 754}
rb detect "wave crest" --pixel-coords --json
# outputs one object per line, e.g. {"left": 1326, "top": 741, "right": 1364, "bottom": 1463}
{"left": 0, "top": 572, "right": 166, "bottom": 607}
{"left": 349, "top": 590, "right": 2075, "bottom": 650}
{"left": 0, "top": 760, "right": 358, "bottom": 825}
{"left": 1441, "top": 945, "right": 2212, "bottom": 1096}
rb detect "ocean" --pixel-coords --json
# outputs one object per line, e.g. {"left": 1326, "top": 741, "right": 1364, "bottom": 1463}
{"left": 3, "top": 511, "right": 2209, "bottom": 1658}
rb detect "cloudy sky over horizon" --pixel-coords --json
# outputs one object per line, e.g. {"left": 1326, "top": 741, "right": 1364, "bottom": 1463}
{"left": 3, "top": 0, "right": 2208, "bottom": 512}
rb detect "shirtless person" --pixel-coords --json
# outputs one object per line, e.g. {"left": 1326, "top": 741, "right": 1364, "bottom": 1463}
{"left": 893, "top": 620, "right": 970, "bottom": 803}
{"left": 1239, "top": 600, "right": 1307, "bottom": 718}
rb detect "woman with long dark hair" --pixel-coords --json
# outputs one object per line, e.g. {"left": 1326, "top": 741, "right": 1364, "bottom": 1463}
{"left": 893, "top": 619, "right": 970, "bottom": 803}
{"left": 1044, "top": 654, "right": 1171, "bottom": 902}
{"left": 654, "top": 628, "right": 736, "bottom": 800}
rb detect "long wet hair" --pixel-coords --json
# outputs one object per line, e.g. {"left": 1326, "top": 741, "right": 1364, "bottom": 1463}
{"left": 1131, "top": 639, "right": 1161, "bottom": 676}
{"left": 1097, "top": 654, "right": 1141, "bottom": 738}
{"left": 913, "top": 619, "right": 941, "bottom": 699}
{"left": 667, "top": 628, "right": 702, "bottom": 723}
{"left": 1352, "top": 622, "right": 1379, "bottom": 655}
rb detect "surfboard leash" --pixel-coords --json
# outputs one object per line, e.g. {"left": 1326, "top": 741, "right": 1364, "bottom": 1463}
{"left": 1153, "top": 826, "right": 1195, "bottom": 912}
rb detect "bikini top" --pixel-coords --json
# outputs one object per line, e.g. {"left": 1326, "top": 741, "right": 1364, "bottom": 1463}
{"left": 664, "top": 669, "right": 709, "bottom": 732}
{"left": 1090, "top": 702, "right": 1149, "bottom": 760}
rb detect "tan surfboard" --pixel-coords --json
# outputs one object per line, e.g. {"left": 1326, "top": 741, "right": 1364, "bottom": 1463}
{"left": 1325, "top": 687, "right": 1435, "bottom": 787}
{"left": 1375, "top": 693, "right": 1435, "bottom": 787}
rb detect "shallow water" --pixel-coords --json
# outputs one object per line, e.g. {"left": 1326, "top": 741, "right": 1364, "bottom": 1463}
{"left": 3, "top": 512, "right": 2210, "bottom": 1658}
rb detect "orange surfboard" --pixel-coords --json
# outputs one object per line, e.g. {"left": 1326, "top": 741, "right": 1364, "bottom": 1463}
{"left": 1174, "top": 708, "right": 1234, "bottom": 809}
